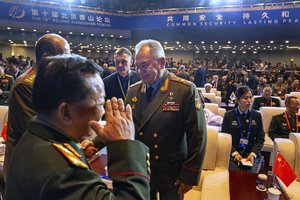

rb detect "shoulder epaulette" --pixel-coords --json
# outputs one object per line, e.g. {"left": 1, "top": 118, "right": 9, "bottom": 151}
{"left": 4, "top": 74, "right": 13, "bottom": 79}
{"left": 130, "top": 80, "right": 142, "bottom": 88}
{"left": 52, "top": 143, "right": 88, "bottom": 169}
{"left": 22, "top": 68, "right": 36, "bottom": 85}
{"left": 170, "top": 76, "right": 192, "bottom": 87}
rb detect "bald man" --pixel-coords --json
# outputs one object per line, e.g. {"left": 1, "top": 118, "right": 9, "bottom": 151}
{"left": 3, "top": 34, "right": 70, "bottom": 179}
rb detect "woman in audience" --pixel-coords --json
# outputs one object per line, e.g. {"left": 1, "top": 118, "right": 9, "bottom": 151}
{"left": 221, "top": 86, "right": 265, "bottom": 173}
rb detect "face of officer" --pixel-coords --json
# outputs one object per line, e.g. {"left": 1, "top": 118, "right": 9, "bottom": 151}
{"left": 135, "top": 45, "right": 165, "bottom": 85}
{"left": 70, "top": 74, "right": 105, "bottom": 140}
{"left": 237, "top": 91, "right": 252, "bottom": 112}
{"left": 262, "top": 87, "right": 272, "bottom": 99}
{"left": 286, "top": 98, "right": 300, "bottom": 115}
{"left": 114, "top": 53, "right": 131, "bottom": 78}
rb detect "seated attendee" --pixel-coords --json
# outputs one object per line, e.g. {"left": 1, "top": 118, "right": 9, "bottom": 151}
{"left": 176, "top": 65, "right": 189, "bottom": 80}
{"left": 4, "top": 54, "right": 150, "bottom": 200}
{"left": 252, "top": 86, "right": 281, "bottom": 110}
{"left": 256, "top": 83, "right": 265, "bottom": 96}
{"left": 210, "top": 75, "right": 223, "bottom": 91}
{"left": 221, "top": 86, "right": 264, "bottom": 173}
{"left": 268, "top": 96, "right": 300, "bottom": 141}
{"left": 204, "top": 83, "right": 213, "bottom": 93}
{"left": 272, "top": 76, "right": 287, "bottom": 99}
{"left": 286, "top": 79, "right": 300, "bottom": 93}
{"left": 0, "top": 66, "right": 14, "bottom": 105}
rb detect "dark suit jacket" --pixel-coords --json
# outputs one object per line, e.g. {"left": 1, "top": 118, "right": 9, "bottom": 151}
{"left": 268, "top": 113, "right": 300, "bottom": 141}
{"left": 103, "top": 71, "right": 140, "bottom": 101}
{"left": 5, "top": 119, "right": 150, "bottom": 200}
{"left": 126, "top": 71, "right": 207, "bottom": 190}
{"left": 221, "top": 109, "right": 265, "bottom": 157}
{"left": 193, "top": 66, "right": 206, "bottom": 87}
{"left": 252, "top": 97, "right": 281, "bottom": 111}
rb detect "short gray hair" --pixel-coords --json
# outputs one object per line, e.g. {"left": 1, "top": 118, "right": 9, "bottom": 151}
{"left": 135, "top": 39, "right": 165, "bottom": 59}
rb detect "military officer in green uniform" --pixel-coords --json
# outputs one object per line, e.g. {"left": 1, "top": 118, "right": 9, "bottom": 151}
{"left": 3, "top": 33, "right": 71, "bottom": 179}
{"left": 0, "top": 66, "right": 14, "bottom": 105}
{"left": 126, "top": 39, "right": 207, "bottom": 200}
{"left": 5, "top": 55, "right": 150, "bottom": 200}
{"left": 268, "top": 96, "right": 300, "bottom": 141}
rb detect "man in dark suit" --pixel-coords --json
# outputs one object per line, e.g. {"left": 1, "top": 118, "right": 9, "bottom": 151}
{"left": 5, "top": 54, "right": 150, "bottom": 200}
{"left": 252, "top": 86, "right": 281, "bottom": 110}
{"left": 268, "top": 96, "right": 300, "bottom": 141}
{"left": 103, "top": 47, "right": 140, "bottom": 101}
{"left": 126, "top": 39, "right": 207, "bottom": 200}
{"left": 193, "top": 59, "right": 206, "bottom": 87}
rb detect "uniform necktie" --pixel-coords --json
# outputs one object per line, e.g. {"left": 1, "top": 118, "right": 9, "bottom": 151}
{"left": 146, "top": 86, "right": 154, "bottom": 102}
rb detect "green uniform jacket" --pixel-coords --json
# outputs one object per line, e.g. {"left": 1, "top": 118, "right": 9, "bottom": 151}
{"left": 0, "top": 74, "right": 14, "bottom": 105}
{"left": 126, "top": 70, "right": 207, "bottom": 190}
{"left": 4, "top": 67, "right": 36, "bottom": 179}
{"left": 5, "top": 119, "right": 150, "bottom": 200}
{"left": 268, "top": 113, "right": 300, "bottom": 141}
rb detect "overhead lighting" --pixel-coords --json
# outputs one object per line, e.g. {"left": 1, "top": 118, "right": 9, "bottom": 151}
{"left": 253, "top": 51, "right": 257, "bottom": 54}
{"left": 176, "top": 41, "right": 180, "bottom": 44}
{"left": 91, "top": 33, "right": 94, "bottom": 36}
{"left": 214, "top": 41, "right": 218, "bottom": 44}
{"left": 33, "top": 29, "right": 37, "bottom": 32}
{"left": 228, "top": 41, "right": 231, "bottom": 44}
{"left": 270, "top": 41, "right": 274, "bottom": 43}
{"left": 58, "top": 31, "right": 62, "bottom": 34}
{"left": 232, "top": 51, "right": 236, "bottom": 54}
{"left": 285, "top": 40, "right": 289, "bottom": 43}
{"left": 21, "top": 28, "right": 25, "bottom": 31}
{"left": 69, "top": 32, "right": 73, "bottom": 34}
{"left": 255, "top": 41, "right": 259, "bottom": 44}
{"left": 241, "top": 41, "right": 245, "bottom": 44}
{"left": 222, "top": 46, "right": 232, "bottom": 49}
{"left": 101, "top": 34, "right": 104, "bottom": 37}
{"left": 81, "top": 33, "right": 84, "bottom": 35}
{"left": 110, "top": 35, "right": 114, "bottom": 37}
{"left": 215, "top": 51, "right": 219, "bottom": 53}
{"left": 201, "top": 41, "right": 205, "bottom": 44}
{"left": 242, "top": 51, "right": 247, "bottom": 54}
{"left": 119, "top": 35, "right": 122, "bottom": 38}
{"left": 7, "top": 27, "right": 11, "bottom": 30}
{"left": 46, "top": 30, "right": 50, "bottom": 33}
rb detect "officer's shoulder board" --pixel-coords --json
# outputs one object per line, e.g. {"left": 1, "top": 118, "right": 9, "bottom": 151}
{"left": 170, "top": 75, "right": 192, "bottom": 87}
{"left": 22, "top": 68, "right": 36, "bottom": 85}
{"left": 52, "top": 143, "right": 88, "bottom": 169}
{"left": 129, "top": 80, "right": 142, "bottom": 88}
{"left": 4, "top": 74, "right": 13, "bottom": 79}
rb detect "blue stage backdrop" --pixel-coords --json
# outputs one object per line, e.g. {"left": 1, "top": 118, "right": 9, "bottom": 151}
{"left": 0, "top": 1, "right": 299, "bottom": 30}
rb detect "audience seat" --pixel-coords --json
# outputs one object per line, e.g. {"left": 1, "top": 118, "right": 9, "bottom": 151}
{"left": 260, "top": 107, "right": 286, "bottom": 166}
{"left": 273, "top": 133, "right": 300, "bottom": 200}
{"left": 184, "top": 126, "right": 231, "bottom": 200}
{"left": 0, "top": 106, "right": 8, "bottom": 133}
{"left": 289, "top": 92, "right": 300, "bottom": 100}
{"left": 204, "top": 103, "right": 226, "bottom": 117}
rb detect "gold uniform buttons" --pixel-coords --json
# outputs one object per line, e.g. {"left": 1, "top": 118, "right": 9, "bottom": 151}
{"left": 154, "top": 144, "right": 158, "bottom": 149}
{"left": 146, "top": 153, "right": 150, "bottom": 160}
{"left": 153, "top": 133, "right": 158, "bottom": 138}
{"left": 154, "top": 155, "right": 159, "bottom": 160}
{"left": 139, "top": 132, "right": 143, "bottom": 136}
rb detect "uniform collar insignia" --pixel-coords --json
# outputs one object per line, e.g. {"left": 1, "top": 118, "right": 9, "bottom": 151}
{"left": 132, "top": 96, "right": 138, "bottom": 103}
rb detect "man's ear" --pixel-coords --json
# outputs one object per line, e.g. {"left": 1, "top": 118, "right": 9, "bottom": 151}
{"left": 57, "top": 102, "right": 72, "bottom": 125}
